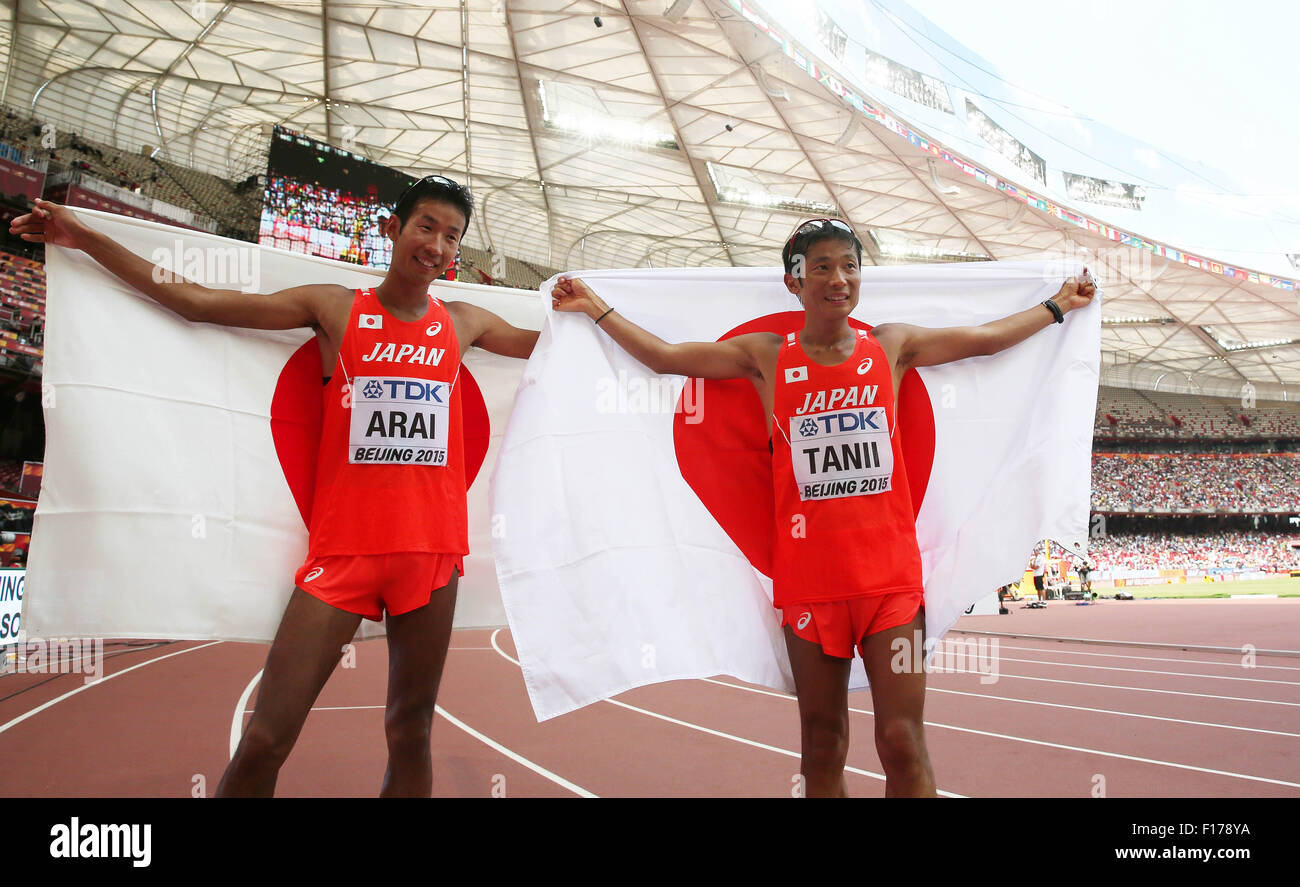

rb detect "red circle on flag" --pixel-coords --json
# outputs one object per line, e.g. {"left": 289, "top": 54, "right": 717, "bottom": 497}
{"left": 672, "top": 311, "right": 935, "bottom": 578}
{"left": 270, "top": 341, "right": 490, "bottom": 527}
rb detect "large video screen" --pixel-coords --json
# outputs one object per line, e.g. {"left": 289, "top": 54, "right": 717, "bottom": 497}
{"left": 259, "top": 126, "right": 413, "bottom": 270}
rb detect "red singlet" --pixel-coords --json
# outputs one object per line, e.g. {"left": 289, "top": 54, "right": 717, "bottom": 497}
{"left": 770, "top": 329, "right": 924, "bottom": 607}
{"left": 306, "top": 287, "right": 469, "bottom": 557}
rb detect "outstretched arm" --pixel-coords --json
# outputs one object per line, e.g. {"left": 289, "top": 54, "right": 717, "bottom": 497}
{"left": 9, "top": 198, "right": 339, "bottom": 330}
{"left": 446, "top": 300, "right": 539, "bottom": 359}
{"left": 550, "top": 276, "right": 767, "bottom": 380}
{"left": 877, "top": 274, "right": 1096, "bottom": 371}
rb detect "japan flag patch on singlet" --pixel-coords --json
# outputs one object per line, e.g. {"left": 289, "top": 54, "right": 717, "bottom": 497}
{"left": 350, "top": 376, "right": 450, "bottom": 465}
{"left": 788, "top": 405, "right": 894, "bottom": 501}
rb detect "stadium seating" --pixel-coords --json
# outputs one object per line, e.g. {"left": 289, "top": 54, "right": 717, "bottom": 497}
{"left": 1092, "top": 453, "right": 1300, "bottom": 512}
{"left": 1096, "top": 386, "right": 1300, "bottom": 440}
{"left": 1089, "top": 530, "right": 1300, "bottom": 572}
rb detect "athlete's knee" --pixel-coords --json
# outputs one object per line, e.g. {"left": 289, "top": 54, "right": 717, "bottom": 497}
{"left": 384, "top": 703, "right": 434, "bottom": 754}
{"left": 801, "top": 710, "right": 849, "bottom": 767}
{"left": 235, "top": 719, "right": 296, "bottom": 769}
{"left": 874, "top": 717, "right": 926, "bottom": 770}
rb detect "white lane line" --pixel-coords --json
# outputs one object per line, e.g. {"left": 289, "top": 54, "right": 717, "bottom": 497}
{"left": 0, "top": 642, "right": 222, "bottom": 738}
{"left": 487, "top": 630, "right": 965, "bottom": 799}
{"left": 433, "top": 704, "right": 597, "bottom": 798}
{"left": 988, "top": 655, "right": 1300, "bottom": 686}
{"left": 704, "top": 678, "right": 1300, "bottom": 791}
{"left": 950, "top": 630, "right": 1300, "bottom": 658}
{"left": 926, "top": 687, "right": 1300, "bottom": 739}
{"left": 229, "top": 669, "right": 264, "bottom": 760}
{"left": 978, "top": 643, "right": 1300, "bottom": 672}
{"left": 228, "top": 650, "right": 595, "bottom": 798}
{"left": 971, "top": 671, "right": 1300, "bottom": 707}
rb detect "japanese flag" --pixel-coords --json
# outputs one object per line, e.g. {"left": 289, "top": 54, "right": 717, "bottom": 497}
{"left": 491, "top": 263, "right": 1100, "bottom": 720}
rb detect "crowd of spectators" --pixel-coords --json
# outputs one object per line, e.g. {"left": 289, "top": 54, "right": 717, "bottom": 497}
{"left": 1087, "top": 530, "right": 1300, "bottom": 572}
{"left": 259, "top": 175, "right": 392, "bottom": 267}
{"left": 1092, "top": 454, "right": 1300, "bottom": 512}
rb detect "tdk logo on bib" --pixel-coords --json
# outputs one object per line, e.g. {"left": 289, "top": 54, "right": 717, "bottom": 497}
{"left": 349, "top": 375, "right": 451, "bottom": 466}
{"left": 793, "top": 408, "right": 884, "bottom": 439}
{"left": 360, "top": 379, "right": 446, "bottom": 403}
{"left": 788, "top": 406, "right": 893, "bottom": 501}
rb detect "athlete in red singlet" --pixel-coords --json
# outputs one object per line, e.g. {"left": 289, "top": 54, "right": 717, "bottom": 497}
{"left": 553, "top": 219, "right": 1095, "bottom": 797}
{"left": 12, "top": 176, "right": 540, "bottom": 796}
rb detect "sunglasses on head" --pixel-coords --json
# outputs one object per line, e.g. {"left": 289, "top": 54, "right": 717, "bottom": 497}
{"left": 396, "top": 174, "right": 470, "bottom": 206}
{"left": 784, "top": 218, "right": 858, "bottom": 251}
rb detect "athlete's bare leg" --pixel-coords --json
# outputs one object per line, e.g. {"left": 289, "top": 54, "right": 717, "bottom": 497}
{"left": 379, "top": 569, "right": 459, "bottom": 797}
{"left": 217, "top": 589, "right": 363, "bottom": 797}
{"left": 783, "top": 625, "right": 853, "bottom": 798}
{"left": 860, "top": 608, "right": 937, "bottom": 798}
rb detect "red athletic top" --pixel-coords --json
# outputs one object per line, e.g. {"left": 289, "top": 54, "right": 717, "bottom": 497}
{"left": 770, "top": 329, "right": 924, "bottom": 606}
{"left": 306, "top": 287, "right": 469, "bottom": 557}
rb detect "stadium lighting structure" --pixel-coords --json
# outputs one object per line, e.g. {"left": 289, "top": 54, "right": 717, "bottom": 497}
{"left": 705, "top": 161, "right": 836, "bottom": 215}
{"left": 1102, "top": 316, "right": 1176, "bottom": 325}
{"left": 868, "top": 228, "right": 988, "bottom": 262}
{"left": 834, "top": 111, "right": 861, "bottom": 147}
{"left": 1199, "top": 327, "right": 1300, "bottom": 352}
{"left": 538, "top": 80, "right": 678, "bottom": 149}
{"left": 664, "top": 0, "right": 692, "bottom": 23}
{"left": 927, "top": 158, "right": 959, "bottom": 197}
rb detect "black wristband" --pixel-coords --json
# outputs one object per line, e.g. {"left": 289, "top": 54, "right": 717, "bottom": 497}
{"left": 1042, "top": 299, "right": 1064, "bottom": 324}
{"left": 594, "top": 307, "right": 614, "bottom": 325}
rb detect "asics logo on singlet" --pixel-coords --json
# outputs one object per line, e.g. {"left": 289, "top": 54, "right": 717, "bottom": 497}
{"left": 426, "top": 321, "right": 442, "bottom": 337}
{"left": 799, "top": 418, "right": 819, "bottom": 437}
{"left": 797, "top": 612, "right": 812, "bottom": 630}
{"left": 856, "top": 357, "right": 872, "bottom": 375}
{"left": 362, "top": 380, "right": 385, "bottom": 398}
{"left": 304, "top": 567, "right": 324, "bottom": 583}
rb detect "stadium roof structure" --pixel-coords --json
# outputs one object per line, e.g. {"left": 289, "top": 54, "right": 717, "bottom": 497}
{"left": 2, "top": 0, "right": 1299, "bottom": 399}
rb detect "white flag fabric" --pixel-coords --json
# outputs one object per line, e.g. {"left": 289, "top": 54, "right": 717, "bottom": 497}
{"left": 492, "top": 262, "right": 1100, "bottom": 721}
{"left": 27, "top": 208, "right": 541, "bottom": 642}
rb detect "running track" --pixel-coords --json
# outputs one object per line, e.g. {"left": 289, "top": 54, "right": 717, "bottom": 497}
{"left": 1, "top": 598, "right": 1297, "bottom": 797}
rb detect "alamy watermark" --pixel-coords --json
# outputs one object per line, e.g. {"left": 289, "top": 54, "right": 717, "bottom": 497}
{"left": 890, "top": 631, "right": 1000, "bottom": 684}
{"left": 595, "top": 370, "right": 704, "bottom": 424}
{"left": 151, "top": 240, "right": 261, "bottom": 294}
{"left": 5, "top": 636, "right": 105, "bottom": 684}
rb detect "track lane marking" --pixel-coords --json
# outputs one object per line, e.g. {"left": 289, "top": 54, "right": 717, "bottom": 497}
{"left": 704, "top": 678, "right": 1300, "bottom": 790}
{"left": 973, "top": 643, "right": 1300, "bottom": 672}
{"left": 487, "top": 630, "right": 967, "bottom": 798}
{"left": 0, "top": 642, "right": 222, "bottom": 737}
{"left": 227, "top": 646, "right": 596, "bottom": 798}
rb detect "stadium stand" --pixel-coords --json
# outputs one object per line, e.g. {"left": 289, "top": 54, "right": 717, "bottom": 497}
{"left": 1095, "top": 385, "right": 1300, "bottom": 440}
{"left": 1088, "top": 530, "right": 1300, "bottom": 572}
{"left": 1092, "top": 453, "right": 1300, "bottom": 512}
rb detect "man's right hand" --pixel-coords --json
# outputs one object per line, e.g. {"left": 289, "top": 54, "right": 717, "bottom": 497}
{"left": 9, "top": 199, "right": 90, "bottom": 250}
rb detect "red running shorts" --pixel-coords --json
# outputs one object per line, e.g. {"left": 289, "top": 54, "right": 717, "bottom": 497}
{"left": 781, "top": 590, "right": 924, "bottom": 660}
{"left": 294, "top": 553, "right": 464, "bottom": 622}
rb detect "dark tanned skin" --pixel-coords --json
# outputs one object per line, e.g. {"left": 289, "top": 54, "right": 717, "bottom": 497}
{"left": 553, "top": 240, "right": 1095, "bottom": 797}
{"left": 11, "top": 197, "right": 540, "bottom": 797}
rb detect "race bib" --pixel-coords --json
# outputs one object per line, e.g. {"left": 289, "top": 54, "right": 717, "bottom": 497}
{"left": 349, "top": 376, "right": 450, "bottom": 465}
{"left": 788, "top": 406, "right": 893, "bottom": 501}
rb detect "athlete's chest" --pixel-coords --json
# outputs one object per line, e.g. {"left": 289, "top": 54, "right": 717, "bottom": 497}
{"left": 318, "top": 294, "right": 463, "bottom": 374}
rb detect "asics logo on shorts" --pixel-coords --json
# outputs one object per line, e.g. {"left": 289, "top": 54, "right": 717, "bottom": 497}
{"left": 856, "top": 357, "right": 872, "bottom": 375}
{"left": 304, "top": 567, "right": 324, "bottom": 583}
{"left": 797, "top": 612, "right": 812, "bottom": 630}
{"left": 426, "top": 321, "right": 442, "bottom": 337}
